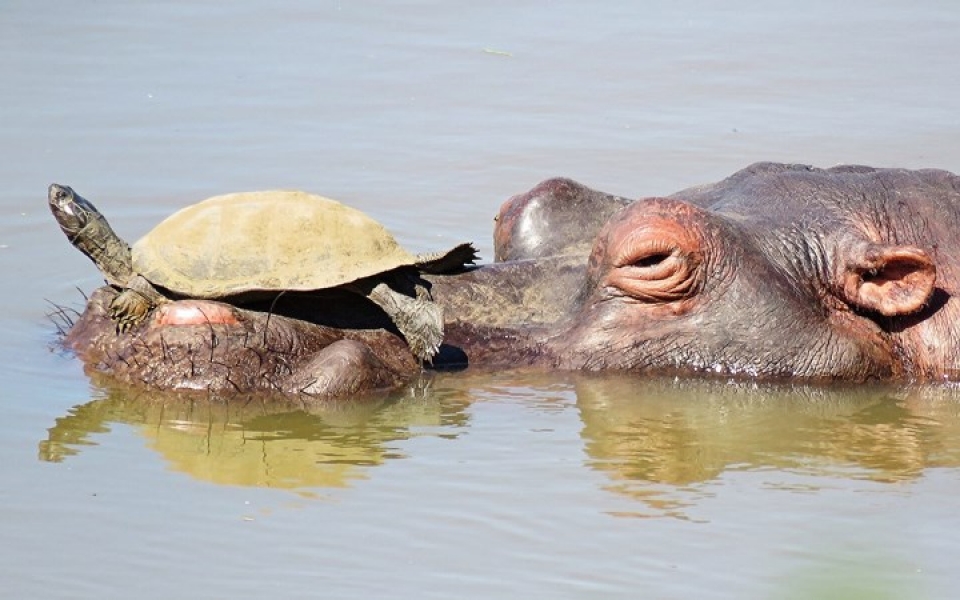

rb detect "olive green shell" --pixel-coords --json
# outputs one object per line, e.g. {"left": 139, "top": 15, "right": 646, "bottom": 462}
{"left": 131, "top": 190, "right": 424, "bottom": 298}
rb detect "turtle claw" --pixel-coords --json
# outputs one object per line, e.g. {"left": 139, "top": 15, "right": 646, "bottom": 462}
{"left": 361, "top": 281, "right": 444, "bottom": 363}
{"left": 397, "top": 300, "right": 444, "bottom": 364}
{"left": 109, "top": 289, "right": 152, "bottom": 333}
{"left": 114, "top": 315, "right": 138, "bottom": 334}
{"left": 403, "top": 334, "right": 441, "bottom": 366}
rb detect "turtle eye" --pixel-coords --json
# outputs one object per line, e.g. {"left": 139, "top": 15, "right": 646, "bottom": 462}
{"left": 48, "top": 184, "right": 73, "bottom": 204}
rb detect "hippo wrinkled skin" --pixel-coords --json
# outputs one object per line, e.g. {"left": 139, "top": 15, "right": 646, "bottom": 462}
{"left": 57, "top": 162, "right": 960, "bottom": 396}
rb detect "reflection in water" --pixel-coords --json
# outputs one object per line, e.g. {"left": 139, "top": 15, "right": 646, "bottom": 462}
{"left": 39, "top": 380, "right": 471, "bottom": 491}
{"left": 39, "top": 370, "right": 960, "bottom": 520}
{"left": 574, "top": 375, "right": 960, "bottom": 518}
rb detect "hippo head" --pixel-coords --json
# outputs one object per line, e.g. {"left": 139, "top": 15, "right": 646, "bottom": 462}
{"left": 548, "top": 189, "right": 938, "bottom": 380}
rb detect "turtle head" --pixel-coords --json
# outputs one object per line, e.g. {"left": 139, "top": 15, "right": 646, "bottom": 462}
{"left": 48, "top": 184, "right": 101, "bottom": 238}
{"left": 48, "top": 183, "right": 134, "bottom": 289}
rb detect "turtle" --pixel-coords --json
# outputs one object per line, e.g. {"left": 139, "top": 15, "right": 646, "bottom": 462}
{"left": 48, "top": 184, "right": 477, "bottom": 362}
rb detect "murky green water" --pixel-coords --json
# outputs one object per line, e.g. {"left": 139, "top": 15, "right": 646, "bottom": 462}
{"left": 3, "top": 1, "right": 960, "bottom": 598}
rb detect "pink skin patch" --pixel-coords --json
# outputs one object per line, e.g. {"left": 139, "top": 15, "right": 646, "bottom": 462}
{"left": 153, "top": 301, "right": 241, "bottom": 326}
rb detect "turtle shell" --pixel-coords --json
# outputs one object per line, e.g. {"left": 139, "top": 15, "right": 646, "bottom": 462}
{"left": 131, "top": 190, "right": 421, "bottom": 299}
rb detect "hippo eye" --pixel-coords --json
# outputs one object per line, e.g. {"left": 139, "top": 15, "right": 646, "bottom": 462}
{"left": 593, "top": 205, "right": 706, "bottom": 304}
{"left": 608, "top": 242, "right": 702, "bottom": 303}
{"left": 631, "top": 252, "right": 671, "bottom": 269}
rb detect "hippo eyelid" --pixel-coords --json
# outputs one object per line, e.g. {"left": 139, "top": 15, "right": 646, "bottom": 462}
{"left": 632, "top": 251, "right": 671, "bottom": 268}
{"left": 598, "top": 209, "right": 706, "bottom": 303}
{"left": 607, "top": 248, "right": 702, "bottom": 303}
{"left": 612, "top": 237, "right": 678, "bottom": 269}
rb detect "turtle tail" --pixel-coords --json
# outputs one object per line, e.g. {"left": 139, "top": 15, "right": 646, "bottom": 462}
{"left": 416, "top": 242, "right": 479, "bottom": 275}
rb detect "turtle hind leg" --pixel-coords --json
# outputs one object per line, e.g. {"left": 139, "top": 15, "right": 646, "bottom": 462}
{"left": 359, "top": 281, "right": 444, "bottom": 364}
{"left": 416, "top": 242, "right": 479, "bottom": 274}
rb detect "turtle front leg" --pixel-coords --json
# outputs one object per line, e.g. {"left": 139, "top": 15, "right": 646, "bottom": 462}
{"left": 109, "top": 274, "right": 170, "bottom": 332}
{"left": 354, "top": 281, "right": 444, "bottom": 364}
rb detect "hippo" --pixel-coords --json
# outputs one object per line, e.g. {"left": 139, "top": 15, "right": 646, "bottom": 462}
{"left": 52, "top": 162, "right": 960, "bottom": 397}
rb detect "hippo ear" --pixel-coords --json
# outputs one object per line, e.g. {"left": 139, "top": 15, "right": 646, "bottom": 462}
{"left": 840, "top": 243, "right": 936, "bottom": 316}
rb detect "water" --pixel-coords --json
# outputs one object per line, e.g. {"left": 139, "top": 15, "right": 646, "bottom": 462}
{"left": 3, "top": 1, "right": 960, "bottom": 597}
